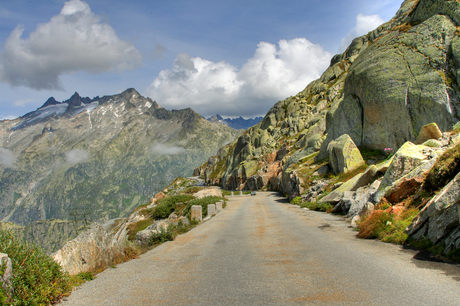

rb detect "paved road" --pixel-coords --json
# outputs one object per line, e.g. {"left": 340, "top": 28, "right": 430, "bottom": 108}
{"left": 61, "top": 192, "right": 460, "bottom": 305}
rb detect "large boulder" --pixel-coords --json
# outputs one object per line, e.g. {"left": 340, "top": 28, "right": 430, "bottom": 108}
{"left": 415, "top": 123, "right": 443, "bottom": 144}
{"left": 406, "top": 171, "right": 460, "bottom": 246}
{"left": 320, "top": 165, "right": 380, "bottom": 204}
{"left": 52, "top": 223, "right": 123, "bottom": 275}
{"left": 373, "top": 142, "right": 433, "bottom": 202}
{"left": 327, "top": 134, "right": 365, "bottom": 174}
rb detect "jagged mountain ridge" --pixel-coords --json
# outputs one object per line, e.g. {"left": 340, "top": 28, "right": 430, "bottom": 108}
{"left": 207, "top": 114, "right": 263, "bottom": 130}
{"left": 0, "top": 88, "right": 240, "bottom": 225}
{"left": 195, "top": 0, "right": 460, "bottom": 194}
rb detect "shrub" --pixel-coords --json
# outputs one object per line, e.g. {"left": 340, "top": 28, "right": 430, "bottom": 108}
{"left": 149, "top": 227, "right": 175, "bottom": 245}
{"left": 290, "top": 196, "right": 302, "bottom": 205}
{"left": 151, "top": 195, "right": 195, "bottom": 219}
{"left": 0, "top": 230, "right": 71, "bottom": 305}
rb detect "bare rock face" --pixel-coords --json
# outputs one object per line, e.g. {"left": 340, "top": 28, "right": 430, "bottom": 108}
{"left": 52, "top": 223, "right": 122, "bottom": 275}
{"left": 193, "top": 188, "right": 222, "bottom": 199}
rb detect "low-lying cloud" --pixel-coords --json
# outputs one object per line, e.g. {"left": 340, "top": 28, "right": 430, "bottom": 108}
{"left": 0, "top": 148, "right": 15, "bottom": 168}
{"left": 65, "top": 148, "right": 90, "bottom": 164}
{"left": 0, "top": 0, "right": 142, "bottom": 90}
{"left": 146, "top": 38, "right": 332, "bottom": 118}
{"left": 151, "top": 143, "right": 186, "bottom": 155}
{"left": 339, "top": 13, "right": 385, "bottom": 52}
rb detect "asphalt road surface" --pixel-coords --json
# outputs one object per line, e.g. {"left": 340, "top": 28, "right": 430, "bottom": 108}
{"left": 60, "top": 192, "right": 460, "bottom": 305}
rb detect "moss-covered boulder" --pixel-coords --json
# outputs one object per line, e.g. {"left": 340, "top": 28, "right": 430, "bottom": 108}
{"left": 327, "top": 134, "right": 365, "bottom": 174}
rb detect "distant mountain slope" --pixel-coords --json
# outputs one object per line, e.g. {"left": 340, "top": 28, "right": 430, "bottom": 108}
{"left": 0, "top": 88, "right": 240, "bottom": 225}
{"left": 207, "top": 114, "right": 263, "bottom": 130}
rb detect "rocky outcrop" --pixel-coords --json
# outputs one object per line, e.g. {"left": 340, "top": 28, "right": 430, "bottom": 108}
{"left": 52, "top": 223, "right": 123, "bottom": 275}
{"left": 324, "top": 1, "right": 460, "bottom": 151}
{"left": 406, "top": 171, "right": 460, "bottom": 247}
{"left": 196, "top": 0, "right": 460, "bottom": 199}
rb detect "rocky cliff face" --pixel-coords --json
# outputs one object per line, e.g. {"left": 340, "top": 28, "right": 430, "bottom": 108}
{"left": 0, "top": 89, "right": 240, "bottom": 225}
{"left": 195, "top": 0, "right": 460, "bottom": 197}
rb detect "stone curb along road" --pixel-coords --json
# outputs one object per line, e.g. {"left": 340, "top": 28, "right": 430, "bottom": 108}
{"left": 60, "top": 192, "right": 460, "bottom": 306}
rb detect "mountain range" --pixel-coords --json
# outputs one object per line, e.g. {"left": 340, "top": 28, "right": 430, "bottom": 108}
{"left": 207, "top": 114, "right": 263, "bottom": 130}
{"left": 0, "top": 88, "right": 240, "bottom": 226}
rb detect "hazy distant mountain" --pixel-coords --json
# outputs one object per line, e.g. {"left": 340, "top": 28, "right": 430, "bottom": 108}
{"left": 0, "top": 88, "right": 240, "bottom": 225}
{"left": 207, "top": 114, "right": 263, "bottom": 130}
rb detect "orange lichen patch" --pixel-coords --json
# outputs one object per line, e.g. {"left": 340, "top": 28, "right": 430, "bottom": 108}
{"left": 385, "top": 204, "right": 406, "bottom": 215}
{"left": 386, "top": 177, "right": 424, "bottom": 204}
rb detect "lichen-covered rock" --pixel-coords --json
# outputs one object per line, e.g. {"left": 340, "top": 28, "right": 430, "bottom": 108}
{"left": 52, "top": 223, "right": 122, "bottom": 275}
{"left": 323, "top": 9, "right": 458, "bottom": 151}
{"left": 384, "top": 158, "right": 436, "bottom": 203}
{"left": 374, "top": 142, "right": 432, "bottom": 202}
{"left": 327, "top": 134, "right": 365, "bottom": 174}
{"left": 320, "top": 165, "right": 380, "bottom": 204}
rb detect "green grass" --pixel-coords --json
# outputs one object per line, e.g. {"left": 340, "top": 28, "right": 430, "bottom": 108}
{"left": 127, "top": 219, "right": 154, "bottom": 241}
{"left": 357, "top": 209, "right": 419, "bottom": 244}
{"left": 300, "top": 201, "right": 333, "bottom": 212}
{"left": 0, "top": 230, "right": 71, "bottom": 305}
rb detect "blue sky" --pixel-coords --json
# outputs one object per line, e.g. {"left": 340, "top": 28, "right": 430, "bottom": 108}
{"left": 0, "top": 0, "right": 403, "bottom": 119}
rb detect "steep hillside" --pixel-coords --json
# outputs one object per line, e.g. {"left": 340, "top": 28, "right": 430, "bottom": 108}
{"left": 0, "top": 89, "right": 240, "bottom": 225}
{"left": 195, "top": 0, "right": 460, "bottom": 196}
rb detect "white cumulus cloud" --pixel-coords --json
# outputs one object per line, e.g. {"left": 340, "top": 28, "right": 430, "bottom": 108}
{"left": 0, "top": 0, "right": 142, "bottom": 90}
{"left": 146, "top": 38, "right": 332, "bottom": 118}
{"left": 151, "top": 143, "right": 186, "bottom": 155}
{"left": 0, "top": 148, "right": 15, "bottom": 168}
{"left": 339, "top": 13, "right": 385, "bottom": 52}
{"left": 65, "top": 148, "right": 90, "bottom": 164}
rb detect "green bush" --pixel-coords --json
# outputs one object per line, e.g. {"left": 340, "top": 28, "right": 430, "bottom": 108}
{"left": 0, "top": 230, "right": 71, "bottom": 305}
{"left": 290, "top": 196, "right": 302, "bottom": 205}
{"left": 183, "top": 196, "right": 224, "bottom": 219}
{"left": 149, "top": 227, "right": 175, "bottom": 245}
{"left": 152, "top": 195, "right": 195, "bottom": 219}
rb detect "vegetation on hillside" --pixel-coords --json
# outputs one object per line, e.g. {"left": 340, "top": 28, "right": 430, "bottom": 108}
{"left": 0, "top": 230, "right": 71, "bottom": 305}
